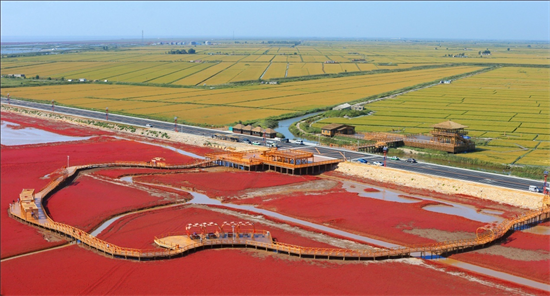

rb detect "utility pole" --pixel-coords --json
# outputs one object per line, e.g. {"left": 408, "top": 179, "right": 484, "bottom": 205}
{"left": 174, "top": 116, "right": 178, "bottom": 132}
{"left": 106, "top": 107, "right": 109, "bottom": 121}
{"left": 7, "top": 93, "right": 10, "bottom": 104}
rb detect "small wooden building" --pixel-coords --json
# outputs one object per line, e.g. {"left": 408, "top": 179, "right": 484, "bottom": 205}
{"left": 264, "top": 128, "right": 277, "bottom": 139}
{"left": 251, "top": 126, "right": 263, "bottom": 137}
{"left": 241, "top": 125, "right": 253, "bottom": 135}
{"left": 19, "top": 189, "right": 38, "bottom": 220}
{"left": 232, "top": 124, "right": 244, "bottom": 134}
{"left": 321, "top": 123, "right": 356, "bottom": 137}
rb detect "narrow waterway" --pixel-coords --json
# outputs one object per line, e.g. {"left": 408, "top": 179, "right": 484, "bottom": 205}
{"left": 274, "top": 111, "right": 323, "bottom": 143}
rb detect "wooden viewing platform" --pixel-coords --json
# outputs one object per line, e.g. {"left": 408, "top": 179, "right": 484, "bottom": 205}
{"left": 205, "top": 148, "right": 342, "bottom": 175}
{"left": 7, "top": 158, "right": 550, "bottom": 262}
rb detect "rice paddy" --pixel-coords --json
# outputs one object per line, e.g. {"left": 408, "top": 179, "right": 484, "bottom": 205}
{"left": 316, "top": 67, "right": 550, "bottom": 165}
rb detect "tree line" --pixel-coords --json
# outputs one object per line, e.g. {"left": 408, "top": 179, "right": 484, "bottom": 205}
{"left": 166, "top": 48, "right": 196, "bottom": 55}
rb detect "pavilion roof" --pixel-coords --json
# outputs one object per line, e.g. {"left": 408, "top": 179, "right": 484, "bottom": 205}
{"left": 432, "top": 120, "right": 467, "bottom": 129}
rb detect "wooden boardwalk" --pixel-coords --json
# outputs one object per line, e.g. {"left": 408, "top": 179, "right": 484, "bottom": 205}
{"left": 8, "top": 159, "right": 550, "bottom": 261}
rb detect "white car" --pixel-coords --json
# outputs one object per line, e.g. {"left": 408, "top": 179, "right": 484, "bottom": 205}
{"left": 145, "top": 124, "right": 153, "bottom": 128}
{"left": 372, "top": 161, "right": 384, "bottom": 166}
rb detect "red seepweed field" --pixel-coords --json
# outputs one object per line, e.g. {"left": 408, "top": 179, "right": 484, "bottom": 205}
{"left": 1, "top": 110, "right": 548, "bottom": 295}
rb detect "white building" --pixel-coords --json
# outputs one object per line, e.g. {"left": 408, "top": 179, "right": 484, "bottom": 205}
{"left": 333, "top": 103, "right": 351, "bottom": 110}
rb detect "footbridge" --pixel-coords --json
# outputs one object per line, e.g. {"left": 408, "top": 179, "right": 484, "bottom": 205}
{"left": 8, "top": 159, "right": 550, "bottom": 261}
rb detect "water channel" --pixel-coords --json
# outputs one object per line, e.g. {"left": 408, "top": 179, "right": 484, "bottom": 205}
{"left": 274, "top": 111, "right": 323, "bottom": 144}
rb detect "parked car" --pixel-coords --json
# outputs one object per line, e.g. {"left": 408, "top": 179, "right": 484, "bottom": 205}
{"left": 372, "top": 161, "right": 383, "bottom": 166}
{"left": 406, "top": 158, "right": 417, "bottom": 163}
{"left": 357, "top": 158, "right": 368, "bottom": 164}
{"left": 273, "top": 137, "right": 281, "bottom": 141}
{"left": 252, "top": 141, "right": 261, "bottom": 145}
{"left": 145, "top": 124, "right": 153, "bottom": 128}
{"left": 291, "top": 139, "right": 304, "bottom": 145}
{"left": 280, "top": 138, "right": 290, "bottom": 143}
{"left": 389, "top": 156, "right": 400, "bottom": 161}
{"left": 528, "top": 185, "right": 542, "bottom": 193}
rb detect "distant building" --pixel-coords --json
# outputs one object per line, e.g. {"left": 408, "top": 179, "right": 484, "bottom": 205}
{"left": 439, "top": 80, "right": 452, "bottom": 84}
{"left": 333, "top": 103, "right": 351, "bottom": 110}
{"left": 351, "top": 104, "right": 364, "bottom": 111}
{"left": 67, "top": 79, "right": 73, "bottom": 82}
{"left": 321, "top": 123, "right": 355, "bottom": 137}
{"left": 205, "top": 41, "right": 211, "bottom": 45}
{"left": 7, "top": 74, "right": 26, "bottom": 78}
{"left": 268, "top": 81, "right": 279, "bottom": 85}
{"left": 324, "top": 60, "right": 338, "bottom": 64}
{"left": 79, "top": 78, "right": 87, "bottom": 82}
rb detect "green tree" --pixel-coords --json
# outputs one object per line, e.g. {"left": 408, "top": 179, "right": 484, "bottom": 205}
{"left": 188, "top": 48, "right": 196, "bottom": 54}
{"left": 35, "top": 75, "right": 40, "bottom": 79}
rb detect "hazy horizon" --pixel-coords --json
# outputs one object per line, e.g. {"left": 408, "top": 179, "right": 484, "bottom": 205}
{"left": 2, "top": 1, "right": 549, "bottom": 43}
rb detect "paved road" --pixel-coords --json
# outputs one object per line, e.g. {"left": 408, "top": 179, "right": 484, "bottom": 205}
{"left": 2, "top": 97, "right": 546, "bottom": 193}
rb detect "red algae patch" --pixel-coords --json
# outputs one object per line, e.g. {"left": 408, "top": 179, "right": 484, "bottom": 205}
{"left": 1, "top": 111, "right": 111, "bottom": 137}
{"left": 1, "top": 136, "right": 197, "bottom": 258}
{"left": 325, "top": 171, "right": 526, "bottom": 219}
{"left": 46, "top": 175, "right": 185, "bottom": 232}
{"left": 363, "top": 188, "right": 380, "bottom": 192}
{"left": 135, "top": 171, "right": 319, "bottom": 197}
{"left": 241, "top": 190, "right": 485, "bottom": 245}
{"left": 1, "top": 245, "right": 538, "bottom": 295}
{"left": 450, "top": 231, "right": 550, "bottom": 283}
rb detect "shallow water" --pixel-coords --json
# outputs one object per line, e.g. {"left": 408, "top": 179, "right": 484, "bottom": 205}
{"left": 340, "top": 180, "right": 504, "bottom": 223}
{"left": 1, "top": 121, "right": 91, "bottom": 146}
{"left": 424, "top": 204, "right": 504, "bottom": 223}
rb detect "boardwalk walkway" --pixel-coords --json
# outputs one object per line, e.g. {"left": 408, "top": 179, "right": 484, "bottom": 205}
{"left": 8, "top": 159, "right": 550, "bottom": 261}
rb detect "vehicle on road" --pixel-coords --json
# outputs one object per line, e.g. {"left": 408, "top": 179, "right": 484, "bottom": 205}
{"left": 372, "top": 161, "right": 383, "bottom": 166}
{"left": 389, "top": 156, "right": 400, "bottom": 161}
{"left": 266, "top": 140, "right": 279, "bottom": 148}
{"left": 291, "top": 139, "right": 304, "bottom": 145}
{"left": 252, "top": 141, "right": 261, "bottom": 145}
{"left": 528, "top": 185, "right": 542, "bottom": 193}
{"left": 357, "top": 158, "right": 368, "bottom": 164}
{"left": 274, "top": 137, "right": 281, "bottom": 141}
{"left": 280, "top": 138, "right": 290, "bottom": 143}
{"left": 145, "top": 124, "right": 153, "bottom": 128}
{"left": 406, "top": 158, "right": 417, "bottom": 163}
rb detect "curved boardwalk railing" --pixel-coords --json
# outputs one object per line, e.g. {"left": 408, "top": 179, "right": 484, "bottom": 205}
{"left": 8, "top": 159, "right": 550, "bottom": 261}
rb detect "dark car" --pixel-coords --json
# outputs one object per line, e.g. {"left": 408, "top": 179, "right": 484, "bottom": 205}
{"left": 281, "top": 139, "right": 290, "bottom": 143}
{"left": 406, "top": 158, "right": 417, "bottom": 163}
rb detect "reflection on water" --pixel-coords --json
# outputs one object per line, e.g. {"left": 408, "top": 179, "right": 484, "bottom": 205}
{"left": 342, "top": 181, "right": 420, "bottom": 203}
{"left": 424, "top": 204, "right": 504, "bottom": 223}
{"left": 1, "top": 121, "right": 91, "bottom": 146}
{"left": 341, "top": 180, "right": 503, "bottom": 223}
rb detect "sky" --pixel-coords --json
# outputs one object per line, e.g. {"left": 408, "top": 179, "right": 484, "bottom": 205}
{"left": 1, "top": 1, "right": 549, "bottom": 42}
